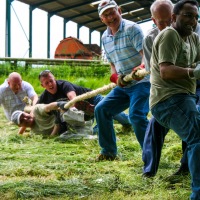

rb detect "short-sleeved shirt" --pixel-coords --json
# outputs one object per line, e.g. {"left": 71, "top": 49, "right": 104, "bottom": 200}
{"left": 143, "top": 27, "right": 160, "bottom": 71}
{"left": 0, "top": 80, "right": 37, "bottom": 120}
{"left": 38, "top": 80, "right": 95, "bottom": 104}
{"left": 31, "top": 104, "right": 55, "bottom": 135}
{"left": 102, "top": 18, "right": 149, "bottom": 85}
{"left": 195, "top": 23, "right": 200, "bottom": 36}
{"left": 150, "top": 27, "right": 200, "bottom": 109}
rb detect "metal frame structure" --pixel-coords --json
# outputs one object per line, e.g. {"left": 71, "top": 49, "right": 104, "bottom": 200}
{"left": 5, "top": 0, "right": 189, "bottom": 58}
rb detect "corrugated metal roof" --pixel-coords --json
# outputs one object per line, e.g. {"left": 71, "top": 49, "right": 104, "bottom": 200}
{"left": 16, "top": 0, "right": 179, "bottom": 33}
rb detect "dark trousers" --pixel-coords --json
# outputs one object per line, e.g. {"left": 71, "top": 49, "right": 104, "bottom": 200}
{"left": 142, "top": 117, "right": 188, "bottom": 175}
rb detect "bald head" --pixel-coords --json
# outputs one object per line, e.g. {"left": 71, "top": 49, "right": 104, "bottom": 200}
{"left": 151, "top": 0, "right": 173, "bottom": 16}
{"left": 7, "top": 72, "right": 22, "bottom": 94}
{"left": 150, "top": 0, "right": 174, "bottom": 31}
{"left": 8, "top": 72, "right": 21, "bottom": 81}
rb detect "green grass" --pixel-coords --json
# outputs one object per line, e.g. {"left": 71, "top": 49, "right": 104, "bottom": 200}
{"left": 0, "top": 64, "right": 191, "bottom": 199}
{"left": 0, "top": 106, "right": 191, "bottom": 200}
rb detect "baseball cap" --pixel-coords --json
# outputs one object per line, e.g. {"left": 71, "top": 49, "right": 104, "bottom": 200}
{"left": 11, "top": 110, "right": 23, "bottom": 125}
{"left": 98, "top": 0, "right": 118, "bottom": 16}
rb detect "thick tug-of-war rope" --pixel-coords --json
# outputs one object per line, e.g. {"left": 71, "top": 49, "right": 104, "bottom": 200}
{"left": 123, "top": 68, "right": 150, "bottom": 82}
{"left": 23, "top": 96, "right": 32, "bottom": 106}
{"left": 64, "top": 69, "right": 150, "bottom": 109}
{"left": 23, "top": 69, "right": 150, "bottom": 112}
{"left": 23, "top": 96, "right": 33, "bottom": 113}
{"left": 64, "top": 83, "right": 116, "bottom": 109}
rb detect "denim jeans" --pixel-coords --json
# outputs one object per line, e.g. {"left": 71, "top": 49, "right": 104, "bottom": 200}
{"left": 143, "top": 87, "right": 200, "bottom": 176}
{"left": 151, "top": 94, "right": 200, "bottom": 200}
{"left": 95, "top": 82, "right": 150, "bottom": 155}
{"left": 92, "top": 94, "right": 130, "bottom": 134}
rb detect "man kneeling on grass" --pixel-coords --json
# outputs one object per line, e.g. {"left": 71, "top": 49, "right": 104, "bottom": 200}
{"left": 11, "top": 101, "right": 95, "bottom": 139}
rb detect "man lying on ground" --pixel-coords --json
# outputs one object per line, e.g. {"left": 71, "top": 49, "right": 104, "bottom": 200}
{"left": 11, "top": 101, "right": 95, "bottom": 139}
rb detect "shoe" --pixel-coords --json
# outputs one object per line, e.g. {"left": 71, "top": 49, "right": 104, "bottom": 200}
{"left": 142, "top": 172, "right": 155, "bottom": 178}
{"left": 121, "top": 124, "right": 132, "bottom": 133}
{"left": 74, "top": 101, "right": 95, "bottom": 117}
{"left": 95, "top": 154, "right": 118, "bottom": 161}
{"left": 172, "top": 164, "right": 189, "bottom": 176}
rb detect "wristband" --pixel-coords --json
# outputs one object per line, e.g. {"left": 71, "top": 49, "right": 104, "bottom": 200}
{"left": 187, "top": 68, "right": 195, "bottom": 79}
{"left": 110, "top": 73, "right": 118, "bottom": 84}
{"left": 140, "top": 63, "right": 145, "bottom": 69}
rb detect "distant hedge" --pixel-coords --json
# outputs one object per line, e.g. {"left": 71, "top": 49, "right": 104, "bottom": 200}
{"left": 0, "top": 63, "right": 110, "bottom": 78}
{"left": 0, "top": 63, "right": 111, "bottom": 94}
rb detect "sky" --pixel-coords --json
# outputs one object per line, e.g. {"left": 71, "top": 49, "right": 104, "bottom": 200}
{"left": 0, "top": 0, "right": 154, "bottom": 59}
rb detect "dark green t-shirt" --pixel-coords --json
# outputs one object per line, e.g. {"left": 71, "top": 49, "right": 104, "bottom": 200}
{"left": 150, "top": 27, "right": 200, "bottom": 108}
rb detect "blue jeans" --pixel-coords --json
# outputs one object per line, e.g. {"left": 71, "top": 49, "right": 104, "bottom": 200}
{"left": 143, "top": 87, "right": 200, "bottom": 176}
{"left": 151, "top": 94, "right": 200, "bottom": 200}
{"left": 92, "top": 94, "right": 130, "bottom": 134}
{"left": 95, "top": 82, "right": 150, "bottom": 155}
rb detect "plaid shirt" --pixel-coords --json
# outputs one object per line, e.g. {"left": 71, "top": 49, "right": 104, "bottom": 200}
{"left": 0, "top": 80, "right": 37, "bottom": 120}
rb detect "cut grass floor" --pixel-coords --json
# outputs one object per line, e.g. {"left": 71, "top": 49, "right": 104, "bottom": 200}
{"left": 0, "top": 107, "right": 191, "bottom": 200}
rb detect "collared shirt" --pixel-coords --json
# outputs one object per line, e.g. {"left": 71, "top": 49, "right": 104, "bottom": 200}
{"left": 0, "top": 80, "right": 36, "bottom": 120}
{"left": 102, "top": 18, "right": 149, "bottom": 85}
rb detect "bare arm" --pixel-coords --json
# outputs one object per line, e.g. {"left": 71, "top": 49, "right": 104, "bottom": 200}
{"left": 50, "top": 124, "right": 60, "bottom": 137}
{"left": 139, "top": 49, "right": 144, "bottom": 65}
{"left": 18, "top": 126, "right": 27, "bottom": 134}
{"left": 30, "top": 94, "right": 38, "bottom": 106}
{"left": 67, "top": 91, "right": 77, "bottom": 100}
{"left": 160, "top": 62, "right": 190, "bottom": 80}
{"left": 44, "top": 102, "right": 59, "bottom": 113}
{"left": 110, "top": 63, "right": 117, "bottom": 74}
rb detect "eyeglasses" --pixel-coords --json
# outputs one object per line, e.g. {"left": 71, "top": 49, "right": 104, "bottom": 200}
{"left": 38, "top": 70, "right": 52, "bottom": 79}
{"left": 180, "top": 13, "right": 199, "bottom": 20}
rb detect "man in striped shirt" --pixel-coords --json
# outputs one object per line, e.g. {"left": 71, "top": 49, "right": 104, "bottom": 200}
{"left": 95, "top": 0, "right": 150, "bottom": 161}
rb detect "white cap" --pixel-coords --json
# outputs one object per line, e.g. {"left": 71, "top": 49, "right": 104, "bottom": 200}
{"left": 98, "top": 0, "right": 117, "bottom": 16}
{"left": 11, "top": 110, "right": 23, "bottom": 125}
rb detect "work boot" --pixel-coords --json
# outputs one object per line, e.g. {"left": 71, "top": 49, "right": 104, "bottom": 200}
{"left": 121, "top": 124, "right": 132, "bottom": 133}
{"left": 142, "top": 172, "right": 155, "bottom": 178}
{"left": 173, "top": 164, "right": 189, "bottom": 176}
{"left": 95, "top": 154, "right": 118, "bottom": 162}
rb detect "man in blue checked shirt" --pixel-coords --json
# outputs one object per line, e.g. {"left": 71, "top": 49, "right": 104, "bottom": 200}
{"left": 95, "top": 0, "right": 150, "bottom": 161}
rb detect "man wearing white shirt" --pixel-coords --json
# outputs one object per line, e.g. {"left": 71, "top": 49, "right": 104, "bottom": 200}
{"left": 0, "top": 72, "right": 38, "bottom": 121}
